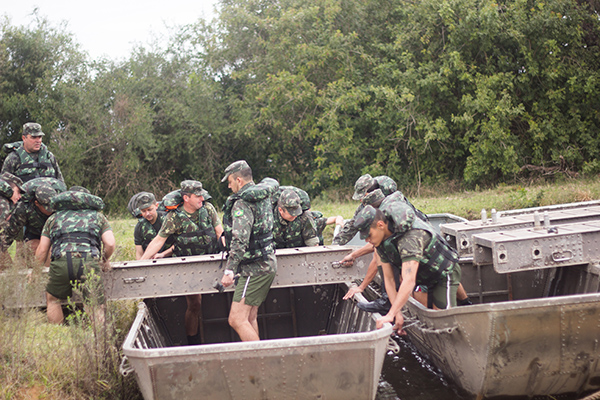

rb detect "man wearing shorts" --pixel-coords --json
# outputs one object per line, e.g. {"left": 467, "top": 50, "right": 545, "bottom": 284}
{"left": 220, "top": 160, "right": 277, "bottom": 341}
{"left": 353, "top": 205, "right": 462, "bottom": 334}
{"left": 35, "top": 188, "right": 115, "bottom": 324}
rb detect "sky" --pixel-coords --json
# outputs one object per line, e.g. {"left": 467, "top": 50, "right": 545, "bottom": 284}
{"left": 2, "top": 0, "right": 219, "bottom": 60}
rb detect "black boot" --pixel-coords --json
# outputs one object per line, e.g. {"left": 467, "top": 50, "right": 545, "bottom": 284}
{"left": 357, "top": 296, "right": 391, "bottom": 313}
{"left": 187, "top": 333, "right": 201, "bottom": 345}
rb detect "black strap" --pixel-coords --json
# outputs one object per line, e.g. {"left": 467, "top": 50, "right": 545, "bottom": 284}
{"left": 66, "top": 252, "right": 87, "bottom": 282}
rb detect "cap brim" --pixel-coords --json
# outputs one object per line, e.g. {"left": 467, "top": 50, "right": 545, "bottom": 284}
{"left": 359, "top": 229, "right": 369, "bottom": 240}
{"left": 221, "top": 173, "right": 230, "bottom": 183}
{"left": 288, "top": 206, "right": 302, "bottom": 217}
{"left": 352, "top": 191, "right": 363, "bottom": 201}
{"left": 30, "top": 132, "right": 45, "bottom": 137}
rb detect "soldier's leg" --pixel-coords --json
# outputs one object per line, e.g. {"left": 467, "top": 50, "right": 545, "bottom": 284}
{"left": 185, "top": 294, "right": 202, "bottom": 337}
{"left": 46, "top": 292, "right": 64, "bottom": 324}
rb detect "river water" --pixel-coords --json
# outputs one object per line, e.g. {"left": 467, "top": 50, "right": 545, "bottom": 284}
{"left": 375, "top": 336, "right": 470, "bottom": 400}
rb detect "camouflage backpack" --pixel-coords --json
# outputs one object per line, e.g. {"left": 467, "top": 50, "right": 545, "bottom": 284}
{"left": 158, "top": 190, "right": 183, "bottom": 212}
{"left": 50, "top": 191, "right": 104, "bottom": 212}
{"left": 127, "top": 193, "right": 143, "bottom": 218}
{"left": 21, "top": 177, "right": 67, "bottom": 202}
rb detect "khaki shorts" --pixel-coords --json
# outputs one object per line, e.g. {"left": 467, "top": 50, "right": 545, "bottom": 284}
{"left": 233, "top": 272, "right": 276, "bottom": 306}
{"left": 46, "top": 256, "right": 105, "bottom": 303}
{"left": 430, "top": 263, "right": 461, "bottom": 309}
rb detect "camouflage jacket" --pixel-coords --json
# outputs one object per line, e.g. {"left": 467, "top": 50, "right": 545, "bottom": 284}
{"left": 223, "top": 181, "right": 277, "bottom": 276}
{"left": 3, "top": 200, "right": 49, "bottom": 249}
{"left": 273, "top": 209, "right": 319, "bottom": 248}
{"left": 376, "top": 209, "right": 458, "bottom": 290}
{"left": 134, "top": 211, "right": 174, "bottom": 253}
{"left": 42, "top": 210, "right": 110, "bottom": 260}
{"left": 158, "top": 202, "right": 219, "bottom": 257}
{"left": 311, "top": 210, "right": 326, "bottom": 245}
{"left": 2, "top": 142, "right": 63, "bottom": 183}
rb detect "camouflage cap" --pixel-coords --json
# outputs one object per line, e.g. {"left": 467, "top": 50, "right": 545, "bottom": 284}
{"left": 221, "top": 160, "right": 250, "bottom": 182}
{"left": 135, "top": 192, "right": 156, "bottom": 210}
{"left": 354, "top": 205, "right": 378, "bottom": 240}
{"left": 352, "top": 174, "right": 374, "bottom": 201}
{"left": 69, "top": 186, "right": 91, "bottom": 194}
{"left": 361, "top": 188, "right": 385, "bottom": 206}
{"left": 0, "top": 172, "right": 23, "bottom": 190}
{"left": 23, "top": 122, "right": 45, "bottom": 137}
{"left": 35, "top": 184, "right": 58, "bottom": 210}
{"left": 278, "top": 189, "right": 303, "bottom": 217}
{"left": 180, "top": 180, "right": 208, "bottom": 197}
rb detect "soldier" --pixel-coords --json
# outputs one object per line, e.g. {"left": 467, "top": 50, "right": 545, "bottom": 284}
{"left": 273, "top": 189, "right": 319, "bottom": 248}
{"left": 2, "top": 122, "right": 64, "bottom": 183}
{"left": 312, "top": 212, "right": 344, "bottom": 245}
{"left": 3, "top": 178, "right": 66, "bottom": 254}
{"left": 0, "top": 172, "right": 23, "bottom": 267}
{"left": 35, "top": 189, "right": 115, "bottom": 324}
{"left": 131, "top": 192, "right": 174, "bottom": 260}
{"left": 141, "top": 180, "right": 223, "bottom": 345}
{"left": 353, "top": 205, "right": 462, "bottom": 333}
{"left": 220, "top": 160, "right": 277, "bottom": 342}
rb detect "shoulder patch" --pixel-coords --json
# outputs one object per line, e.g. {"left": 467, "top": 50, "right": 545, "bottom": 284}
{"left": 234, "top": 209, "right": 244, "bottom": 217}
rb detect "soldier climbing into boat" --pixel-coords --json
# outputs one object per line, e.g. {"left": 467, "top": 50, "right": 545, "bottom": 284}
{"left": 220, "top": 160, "right": 277, "bottom": 341}
{"left": 140, "top": 180, "right": 223, "bottom": 345}
{"left": 272, "top": 188, "right": 319, "bottom": 248}
{"left": 129, "top": 191, "right": 174, "bottom": 260}
{"left": 354, "top": 204, "right": 462, "bottom": 333}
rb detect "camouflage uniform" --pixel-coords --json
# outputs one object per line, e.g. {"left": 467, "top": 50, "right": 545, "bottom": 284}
{"left": 157, "top": 182, "right": 220, "bottom": 257}
{"left": 131, "top": 192, "right": 174, "bottom": 253}
{"left": 42, "top": 191, "right": 110, "bottom": 300}
{"left": 311, "top": 210, "right": 327, "bottom": 245}
{"left": 3, "top": 183, "right": 62, "bottom": 250}
{"left": 0, "top": 173, "right": 22, "bottom": 248}
{"left": 2, "top": 123, "right": 64, "bottom": 183}
{"left": 273, "top": 189, "right": 319, "bottom": 248}
{"left": 354, "top": 205, "right": 461, "bottom": 308}
{"left": 222, "top": 172, "right": 277, "bottom": 277}
{"left": 333, "top": 173, "right": 426, "bottom": 245}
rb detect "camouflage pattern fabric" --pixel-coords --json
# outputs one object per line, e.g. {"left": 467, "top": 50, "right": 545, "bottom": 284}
{"left": 134, "top": 211, "right": 174, "bottom": 252}
{"left": 223, "top": 181, "right": 277, "bottom": 277}
{"left": 0, "top": 180, "right": 13, "bottom": 199}
{"left": 273, "top": 209, "right": 319, "bottom": 248}
{"left": 377, "top": 227, "right": 458, "bottom": 291}
{"left": 158, "top": 202, "right": 220, "bottom": 256}
{"left": 22, "top": 177, "right": 67, "bottom": 201}
{"left": 3, "top": 201, "right": 50, "bottom": 249}
{"left": 42, "top": 209, "right": 111, "bottom": 260}
{"left": 51, "top": 191, "right": 104, "bottom": 212}
{"left": 276, "top": 186, "right": 311, "bottom": 211}
{"left": 2, "top": 142, "right": 63, "bottom": 183}
{"left": 311, "top": 210, "right": 327, "bottom": 245}
{"left": 332, "top": 203, "right": 366, "bottom": 245}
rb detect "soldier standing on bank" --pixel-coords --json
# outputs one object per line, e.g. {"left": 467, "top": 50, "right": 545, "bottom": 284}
{"left": 35, "top": 188, "right": 115, "bottom": 324}
{"left": 141, "top": 180, "right": 223, "bottom": 345}
{"left": 220, "top": 160, "right": 277, "bottom": 341}
{"left": 0, "top": 172, "right": 23, "bottom": 268}
{"left": 2, "top": 122, "right": 64, "bottom": 183}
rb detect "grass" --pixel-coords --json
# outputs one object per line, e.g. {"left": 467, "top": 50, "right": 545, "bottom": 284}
{"left": 1, "top": 175, "right": 600, "bottom": 398}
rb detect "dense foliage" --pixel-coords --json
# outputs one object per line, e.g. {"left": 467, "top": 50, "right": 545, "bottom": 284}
{"left": 1, "top": 0, "right": 599, "bottom": 213}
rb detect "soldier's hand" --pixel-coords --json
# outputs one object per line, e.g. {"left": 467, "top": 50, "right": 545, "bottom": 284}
{"left": 221, "top": 273, "right": 234, "bottom": 288}
{"left": 343, "top": 285, "right": 363, "bottom": 300}
{"left": 340, "top": 254, "right": 355, "bottom": 266}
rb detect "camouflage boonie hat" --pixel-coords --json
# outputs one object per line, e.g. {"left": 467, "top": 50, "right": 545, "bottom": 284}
{"left": 354, "top": 205, "right": 378, "bottom": 240}
{"left": 35, "top": 184, "right": 58, "bottom": 210}
{"left": 180, "top": 180, "right": 208, "bottom": 197}
{"left": 23, "top": 122, "right": 45, "bottom": 137}
{"left": 69, "top": 186, "right": 91, "bottom": 194}
{"left": 221, "top": 160, "right": 250, "bottom": 182}
{"left": 278, "top": 189, "right": 302, "bottom": 217}
{"left": 0, "top": 172, "right": 23, "bottom": 191}
{"left": 135, "top": 192, "right": 156, "bottom": 210}
{"left": 352, "top": 174, "right": 374, "bottom": 201}
{"left": 362, "top": 188, "right": 385, "bottom": 206}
